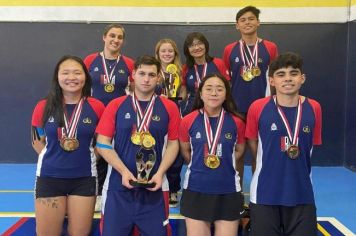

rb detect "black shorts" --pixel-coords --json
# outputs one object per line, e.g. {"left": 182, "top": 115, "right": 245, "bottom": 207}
{"left": 35, "top": 176, "right": 97, "bottom": 198}
{"left": 180, "top": 189, "right": 244, "bottom": 222}
{"left": 250, "top": 203, "right": 317, "bottom": 236}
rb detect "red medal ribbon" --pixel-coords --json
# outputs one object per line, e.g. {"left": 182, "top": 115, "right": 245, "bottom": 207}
{"left": 100, "top": 52, "right": 120, "bottom": 85}
{"left": 63, "top": 97, "right": 85, "bottom": 138}
{"left": 131, "top": 93, "right": 156, "bottom": 132}
{"left": 194, "top": 63, "right": 207, "bottom": 89}
{"left": 202, "top": 108, "right": 225, "bottom": 155}
{"left": 239, "top": 39, "right": 259, "bottom": 72}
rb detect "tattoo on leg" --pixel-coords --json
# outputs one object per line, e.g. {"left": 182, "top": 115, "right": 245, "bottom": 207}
{"left": 39, "top": 198, "right": 59, "bottom": 208}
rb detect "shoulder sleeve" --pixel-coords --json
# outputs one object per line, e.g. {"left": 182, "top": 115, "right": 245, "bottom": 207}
{"left": 160, "top": 97, "right": 181, "bottom": 140}
{"left": 182, "top": 64, "right": 188, "bottom": 86}
{"left": 122, "top": 56, "right": 135, "bottom": 82}
{"left": 214, "top": 58, "right": 231, "bottom": 81}
{"left": 95, "top": 96, "right": 127, "bottom": 138}
{"left": 32, "top": 100, "right": 46, "bottom": 127}
{"left": 179, "top": 111, "right": 199, "bottom": 142}
{"left": 84, "top": 53, "right": 99, "bottom": 70}
{"left": 87, "top": 97, "right": 106, "bottom": 119}
{"left": 308, "top": 98, "right": 322, "bottom": 145}
{"left": 245, "top": 97, "right": 269, "bottom": 139}
{"left": 263, "top": 40, "right": 279, "bottom": 61}
{"left": 232, "top": 115, "right": 246, "bottom": 144}
{"left": 222, "top": 42, "right": 236, "bottom": 72}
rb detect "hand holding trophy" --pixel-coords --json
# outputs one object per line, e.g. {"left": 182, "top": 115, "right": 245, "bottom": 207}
{"left": 164, "top": 64, "right": 181, "bottom": 100}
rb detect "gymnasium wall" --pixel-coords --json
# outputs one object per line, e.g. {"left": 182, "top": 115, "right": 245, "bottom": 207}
{"left": 0, "top": 1, "right": 354, "bottom": 168}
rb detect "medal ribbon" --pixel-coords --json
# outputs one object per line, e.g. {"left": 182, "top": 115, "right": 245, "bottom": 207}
{"left": 100, "top": 52, "right": 120, "bottom": 85}
{"left": 194, "top": 63, "right": 207, "bottom": 89}
{"left": 274, "top": 96, "right": 302, "bottom": 146}
{"left": 239, "top": 40, "right": 259, "bottom": 70}
{"left": 63, "top": 97, "right": 85, "bottom": 138}
{"left": 202, "top": 108, "right": 225, "bottom": 155}
{"left": 131, "top": 93, "right": 156, "bottom": 132}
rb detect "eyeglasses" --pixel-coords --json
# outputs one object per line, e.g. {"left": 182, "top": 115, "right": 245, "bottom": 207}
{"left": 203, "top": 87, "right": 226, "bottom": 95}
{"left": 189, "top": 41, "right": 204, "bottom": 49}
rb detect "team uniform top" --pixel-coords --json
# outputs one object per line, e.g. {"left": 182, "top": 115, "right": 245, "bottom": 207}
{"left": 245, "top": 96, "right": 322, "bottom": 206}
{"left": 223, "top": 40, "right": 278, "bottom": 113}
{"left": 31, "top": 97, "right": 105, "bottom": 178}
{"left": 181, "top": 58, "right": 230, "bottom": 117}
{"left": 179, "top": 110, "right": 246, "bottom": 194}
{"left": 84, "top": 53, "right": 134, "bottom": 106}
{"left": 95, "top": 95, "right": 181, "bottom": 192}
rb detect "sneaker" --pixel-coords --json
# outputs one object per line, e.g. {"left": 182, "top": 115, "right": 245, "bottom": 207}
{"left": 95, "top": 196, "right": 102, "bottom": 212}
{"left": 169, "top": 192, "right": 178, "bottom": 207}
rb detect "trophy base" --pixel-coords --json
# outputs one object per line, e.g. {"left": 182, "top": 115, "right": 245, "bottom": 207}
{"left": 129, "top": 180, "right": 156, "bottom": 188}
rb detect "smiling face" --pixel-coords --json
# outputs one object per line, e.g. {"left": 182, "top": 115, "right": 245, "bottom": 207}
{"left": 158, "top": 42, "right": 176, "bottom": 67}
{"left": 269, "top": 66, "right": 305, "bottom": 96}
{"left": 188, "top": 38, "right": 206, "bottom": 61}
{"left": 58, "top": 59, "right": 86, "bottom": 96}
{"left": 236, "top": 11, "right": 260, "bottom": 36}
{"left": 103, "top": 27, "right": 124, "bottom": 56}
{"left": 200, "top": 76, "right": 227, "bottom": 112}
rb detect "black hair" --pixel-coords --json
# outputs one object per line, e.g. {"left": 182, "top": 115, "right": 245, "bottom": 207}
{"left": 183, "top": 32, "right": 213, "bottom": 68}
{"left": 236, "top": 6, "right": 261, "bottom": 21}
{"left": 134, "top": 55, "right": 161, "bottom": 73}
{"left": 268, "top": 52, "right": 303, "bottom": 77}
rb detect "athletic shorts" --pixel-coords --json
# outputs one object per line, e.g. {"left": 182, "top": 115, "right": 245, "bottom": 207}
{"left": 101, "top": 189, "right": 170, "bottom": 236}
{"left": 249, "top": 203, "right": 317, "bottom": 236}
{"left": 180, "top": 189, "right": 244, "bottom": 222}
{"left": 35, "top": 176, "right": 97, "bottom": 198}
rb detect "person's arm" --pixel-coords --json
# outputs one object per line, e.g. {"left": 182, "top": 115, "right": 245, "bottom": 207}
{"left": 148, "top": 139, "right": 179, "bottom": 191}
{"left": 180, "top": 141, "right": 191, "bottom": 164}
{"left": 96, "top": 134, "right": 137, "bottom": 189}
{"left": 248, "top": 139, "right": 258, "bottom": 173}
{"left": 31, "top": 126, "right": 45, "bottom": 155}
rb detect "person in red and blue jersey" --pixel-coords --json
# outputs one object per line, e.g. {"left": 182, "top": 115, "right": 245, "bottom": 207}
{"left": 179, "top": 73, "right": 245, "bottom": 236}
{"left": 223, "top": 6, "right": 278, "bottom": 186}
{"left": 181, "top": 32, "right": 230, "bottom": 118}
{"left": 245, "top": 52, "right": 322, "bottom": 236}
{"left": 31, "top": 55, "right": 105, "bottom": 236}
{"left": 96, "top": 55, "right": 180, "bottom": 236}
{"left": 84, "top": 23, "right": 134, "bottom": 211}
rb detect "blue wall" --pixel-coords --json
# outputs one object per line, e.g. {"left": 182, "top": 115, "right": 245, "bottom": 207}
{"left": 0, "top": 22, "right": 352, "bottom": 167}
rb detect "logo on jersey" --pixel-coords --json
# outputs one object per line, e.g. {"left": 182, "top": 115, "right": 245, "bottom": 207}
{"left": 189, "top": 75, "right": 194, "bottom": 80}
{"left": 83, "top": 117, "right": 92, "bottom": 124}
{"left": 258, "top": 58, "right": 263, "bottom": 63}
{"left": 235, "top": 57, "right": 239, "bottom": 63}
{"left": 125, "top": 113, "right": 131, "bottom": 119}
{"left": 118, "top": 69, "right": 125, "bottom": 74}
{"left": 94, "top": 67, "right": 99, "bottom": 72}
{"left": 195, "top": 132, "right": 201, "bottom": 139}
{"left": 303, "top": 126, "right": 311, "bottom": 133}
{"left": 271, "top": 123, "right": 277, "bottom": 131}
{"left": 225, "top": 133, "right": 233, "bottom": 139}
{"left": 48, "top": 116, "right": 54, "bottom": 123}
{"left": 152, "top": 115, "right": 160, "bottom": 121}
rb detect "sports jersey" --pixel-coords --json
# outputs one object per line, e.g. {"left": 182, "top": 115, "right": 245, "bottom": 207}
{"left": 84, "top": 53, "right": 134, "bottom": 106}
{"left": 223, "top": 40, "right": 278, "bottom": 113}
{"left": 95, "top": 95, "right": 181, "bottom": 192}
{"left": 181, "top": 58, "right": 230, "bottom": 117}
{"left": 179, "top": 110, "right": 245, "bottom": 194}
{"left": 31, "top": 97, "right": 105, "bottom": 178}
{"left": 245, "top": 96, "right": 322, "bottom": 206}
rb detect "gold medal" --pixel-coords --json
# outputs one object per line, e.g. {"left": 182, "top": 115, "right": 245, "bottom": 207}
{"left": 166, "top": 64, "right": 178, "bottom": 74}
{"left": 141, "top": 132, "right": 156, "bottom": 149}
{"left": 204, "top": 154, "right": 220, "bottom": 169}
{"left": 242, "top": 70, "right": 254, "bottom": 82}
{"left": 131, "top": 131, "right": 142, "bottom": 145}
{"left": 251, "top": 66, "right": 261, "bottom": 77}
{"left": 104, "top": 84, "right": 115, "bottom": 93}
{"left": 287, "top": 145, "right": 299, "bottom": 159}
{"left": 60, "top": 137, "right": 79, "bottom": 152}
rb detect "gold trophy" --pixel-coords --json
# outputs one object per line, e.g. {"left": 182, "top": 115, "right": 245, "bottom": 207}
{"left": 129, "top": 147, "right": 157, "bottom": 188}
{"left": 164, "top": 64, "right": 181, "bottom": 100}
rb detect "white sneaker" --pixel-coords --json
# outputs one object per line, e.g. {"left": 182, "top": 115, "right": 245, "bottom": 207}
{"left": 95, "top": 196, "right": 102, "bottom": 212}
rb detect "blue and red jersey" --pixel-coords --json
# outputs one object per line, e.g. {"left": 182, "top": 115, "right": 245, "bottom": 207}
{"left": 223, "top": 40, "right": 278, "bottom": 113}
{"left": 245, "top": 96, "right": 322, "bottom": 206}
{"left": 179, "top": 110, "right": 245, "bottom": 194}
{"left": 95, "top": 95, "right": 181, "bottom": 191}
{"left": 84, "top": 53, "right": 134, "bottom": 106}
{"left": 31, "top": 97, "right": 105, "bottom": 178}
{"left": 181, "top": 58, "right": 230, "bottom": 117}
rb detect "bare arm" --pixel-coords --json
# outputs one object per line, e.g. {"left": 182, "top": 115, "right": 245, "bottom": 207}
{"left": 96, "top": 134, "right": 136, "bottom": 189}
{"left": 148, "top": 139, "right": 179, "bottom": 191}
{"left": 179, "top": 141, "right": 191, "bottom": 164}
{"left": 248, "top": 139, "right": 258, "bottom": 174}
